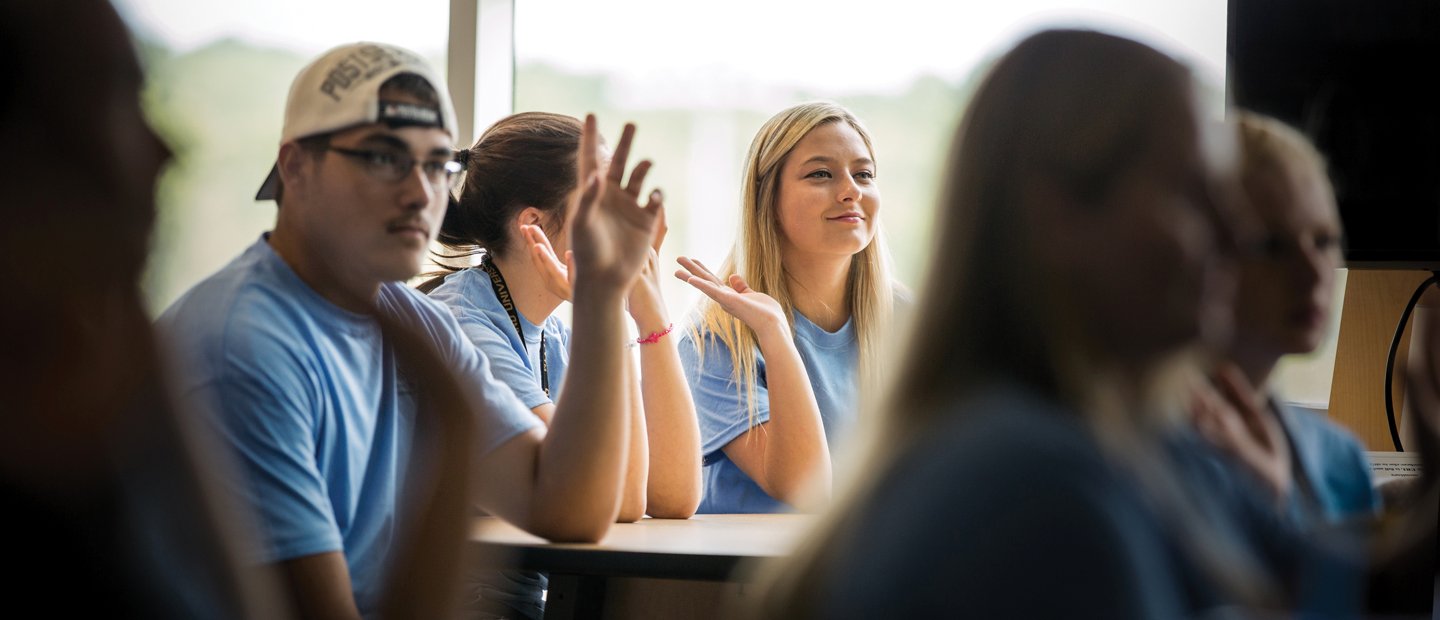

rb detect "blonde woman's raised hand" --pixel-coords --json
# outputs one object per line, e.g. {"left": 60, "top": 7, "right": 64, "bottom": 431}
{"left": 522, "top": 224, "right": 574, "bottom": 302}
{"left": 569, "top": 114, "right": 664, "bottom": 294}
{"left": 674, "top": 256, "right": 788, "bottom": 337}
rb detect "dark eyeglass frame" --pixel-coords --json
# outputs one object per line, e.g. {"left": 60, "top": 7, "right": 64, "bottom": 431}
{"left": 327, "top": 146, "right": 464, "bottom": 188}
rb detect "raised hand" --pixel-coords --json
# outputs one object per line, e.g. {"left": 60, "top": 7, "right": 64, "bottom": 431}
{"left": 568, "top": 114, "right": 664, "bottom": 295}
{"left": 1189, "top": 363, "right": 1292, "bottom": 501}
{"left": 522, "top": 223, "right": 574, "bottom": 302}
{"left": 674, "top": 256, "right": 788, "bottom": 336}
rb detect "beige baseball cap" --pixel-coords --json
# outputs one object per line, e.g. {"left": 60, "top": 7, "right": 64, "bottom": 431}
{"left": 255, "top": 42, "right": 458, "bottom": 201}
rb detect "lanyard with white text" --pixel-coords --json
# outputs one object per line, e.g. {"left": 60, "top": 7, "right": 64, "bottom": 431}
{"left": 479, "top": 255, "right": 549, "bottom": 397}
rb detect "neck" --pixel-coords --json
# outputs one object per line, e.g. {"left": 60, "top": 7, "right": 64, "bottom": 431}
{"left": 783, "top": 248, "right": 853, "bottom": 332}
{"left": 268, "top": 227, "right": 378, "bottom": 314}
{"left": 489, "top": 251, "right": 564, "bottom": 325}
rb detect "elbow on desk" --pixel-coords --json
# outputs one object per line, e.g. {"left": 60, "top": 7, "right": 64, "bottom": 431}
{"left": 759, "top": 476, "right": 830, "bottom": 510}
{"left": 645, "top": 503, "right": 698, "bottom": 520}
{"left": 616, "top": 498, "right": 647, "bottom": 523}
{"left": 644, "top": 490, "right": 700, "bottom": 519}
{"left": 527, "top": 517, "right": 613, "bottom": 543}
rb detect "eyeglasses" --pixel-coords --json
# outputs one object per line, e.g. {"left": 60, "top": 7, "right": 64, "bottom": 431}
{"left": 327, "top": 146, "right": 464, "bottom": 188}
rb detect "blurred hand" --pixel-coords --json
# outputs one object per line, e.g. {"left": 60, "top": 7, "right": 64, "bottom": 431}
{"left": 568, "top": 115, "right": 663, "bottom": 294}
{"left": 673, "top": 256, "right": 787, "bottom": 336}
{"left": 1190, "top": 364, "right": 1292, "bottom": 501}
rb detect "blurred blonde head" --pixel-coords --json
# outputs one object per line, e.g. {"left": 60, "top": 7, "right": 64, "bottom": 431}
{"left": 1231, "top": 111, "right": 1343, "bottom": 360}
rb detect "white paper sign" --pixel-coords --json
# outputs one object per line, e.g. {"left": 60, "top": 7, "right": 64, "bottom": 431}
{"left": 1367, "top": 451, "right": 1422, "bottom": 482}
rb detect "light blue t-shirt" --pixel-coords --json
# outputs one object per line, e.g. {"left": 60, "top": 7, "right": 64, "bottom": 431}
{"left": 1275, "top": 401, "right": 1379, "bottom": 522}
{"left": 678, "top": 313, "right": 857, "bottom": 514}
{"left": 157, "top": 236, "right": 540, "bottom": 617}
{"left": 427, "top": 267, "right": 572, "bottom": 409}
{"left": 427, "top": 266, "right": 569, "bottom": 618}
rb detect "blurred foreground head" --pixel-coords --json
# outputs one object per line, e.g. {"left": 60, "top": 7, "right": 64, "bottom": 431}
{"left": 0, "top": 0, "right": 174, "bottom": 480}
{"left": 897, "top": 28, "right": 1241, "bottom": 421}
{"left": 0, "top": 3, "right": 278, "bottom": 618}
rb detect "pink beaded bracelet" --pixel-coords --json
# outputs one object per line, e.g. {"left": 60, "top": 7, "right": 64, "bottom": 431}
{"left": 636, "top": 323, "right": 674, "bottom": 346}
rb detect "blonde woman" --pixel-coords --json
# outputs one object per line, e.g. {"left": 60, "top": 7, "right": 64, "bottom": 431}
{"left": 756, "top": 30, "right": 1362, "bottom": 618}
{"left": 674, "top": 102, "right": 895, "bottom": 513}
{"left": 1190, "top": 112, "right": 1377, "bottom": 524}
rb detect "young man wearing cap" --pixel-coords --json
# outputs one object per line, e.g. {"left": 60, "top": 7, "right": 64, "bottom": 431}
{"left": 159, "top": 42, "right": 661, "bottom": 617}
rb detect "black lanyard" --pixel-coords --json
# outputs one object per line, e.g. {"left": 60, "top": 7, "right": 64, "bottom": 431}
{"left": 479, "top": 255, "right": 549, "bottom": 397}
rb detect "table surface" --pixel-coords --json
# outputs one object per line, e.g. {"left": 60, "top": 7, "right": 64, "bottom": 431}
{"left": 470, "top": 513, "right": 811, "bottom": 581}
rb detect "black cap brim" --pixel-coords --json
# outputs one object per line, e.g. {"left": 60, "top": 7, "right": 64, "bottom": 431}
{"left": 255, "top": 163, "right": 280, "bottom": 201}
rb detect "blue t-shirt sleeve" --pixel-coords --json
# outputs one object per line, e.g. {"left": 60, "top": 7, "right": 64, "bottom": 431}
{"left": 426, "top": 301, "right": 543, "bottom": 455}
{"left": 195, "top": 333, "right": 342, "bottom": 564}
{"left": 678, "top": 331, "right": 770, "bottom": 458}
{"left": 389, "top": 284, "right": 542, "bottom": 454}
{"left": 446, "top": 298, "right": 553, "bottom": 411}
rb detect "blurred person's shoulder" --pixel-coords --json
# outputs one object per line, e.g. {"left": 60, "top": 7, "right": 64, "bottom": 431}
{"left": 887, "top": 385, "right": 1122, "bottom": 503}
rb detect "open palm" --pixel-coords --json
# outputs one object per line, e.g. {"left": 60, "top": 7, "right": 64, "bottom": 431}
{"left": 674, "top": 256, "right": 787, "bottom": 334}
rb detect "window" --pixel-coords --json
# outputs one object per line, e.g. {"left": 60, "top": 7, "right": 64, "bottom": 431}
{"left": 114, "top": 0, "right": 450, "bottom": 313}
{"left": 119, "top": 0, "right": 1336, "bottom": 408}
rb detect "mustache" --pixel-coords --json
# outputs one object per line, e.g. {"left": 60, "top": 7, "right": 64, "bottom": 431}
{"left": 386, "top": 218, "right": 433, "bottom": 234}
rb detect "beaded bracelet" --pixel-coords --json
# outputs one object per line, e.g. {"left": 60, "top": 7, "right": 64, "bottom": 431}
{"left": 635, "top": 323, "right": 674, "bottom": 346}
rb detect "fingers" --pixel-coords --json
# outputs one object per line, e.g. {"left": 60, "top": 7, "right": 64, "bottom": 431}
{"left": 1213, "top": 364, "right": 1258, "bottom": 411}
{"left": 1212, "top": 364, "right": 1273, "bottom": 446}
{"left": 574, "top": 172, "right": 601, "bottom": 220}
{"left": 521, "top": 224, "right": 557, "bottom": 255}
{"left": 527, "top": 241, "right": 565, "bottom": 279}
{"left": 676, "top": 256, "right": 723, "bottom": 286}
{"left": 652, "top": 202, "right": 669, "bottom": 253}
{"left": 529, "top": 238, "right": 565, "bottom": 272}
{"left": 529, "top": 243, "right": 558, "bottom": 277}
{"left": 579, "top": 114, "right": 599, "bottom": 186}
{"left": 607, "top": 123, "right": 636, "bottom": 186}
{"left": 626, "top": 160, "right": 653, "bottom": 197}
{"left": 727, "top": 273, "right": 752, "bottom": 294}
{"left": 642, "top": 188, "right": 664, "bottom": 220}
{"left": 676, "top": 272, "right": 733, "bottom": 301}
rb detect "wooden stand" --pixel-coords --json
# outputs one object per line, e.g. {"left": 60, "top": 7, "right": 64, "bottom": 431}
{"left": 1328, "top": 269, "right": 1435, "bottom": 450}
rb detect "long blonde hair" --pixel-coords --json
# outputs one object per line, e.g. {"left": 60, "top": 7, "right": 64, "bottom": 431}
{"left": 691, "top": 102, "right": 895, "bottom": 427}
{"left": 755, "top": 30, "right": 1272, "bottom": 618}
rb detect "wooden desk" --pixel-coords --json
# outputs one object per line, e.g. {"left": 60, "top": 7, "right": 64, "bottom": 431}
{"left": 470, "top": 514, "right": 809, "bottom": 619}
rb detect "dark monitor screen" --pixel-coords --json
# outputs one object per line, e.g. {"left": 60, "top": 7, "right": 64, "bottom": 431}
{"left": 1227, "top": 0, "right": 1440, "bottom": 269}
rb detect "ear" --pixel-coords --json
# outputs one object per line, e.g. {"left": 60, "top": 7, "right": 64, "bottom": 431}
{"left": 514, "top": 206, "right": 549, "bottom": 233}
{"left": 517, "top": 206, "right": 546, "bottom": 226}
{"left": 277, "top": 142, "right": 312, "bottom": 199}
